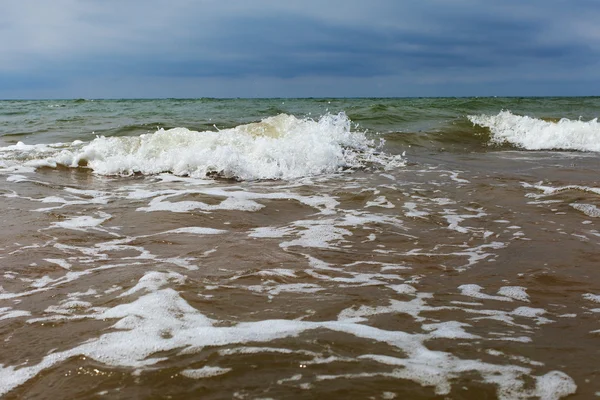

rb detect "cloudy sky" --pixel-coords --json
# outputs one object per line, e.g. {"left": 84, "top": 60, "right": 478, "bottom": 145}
{"left": 1, "top": 0, "right": 599, "bottom": 98}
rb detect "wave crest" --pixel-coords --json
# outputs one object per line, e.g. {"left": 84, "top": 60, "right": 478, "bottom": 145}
{"left": 468, "top": 111, "right": 600, "bottom": 152}
{"left": 2, "top": 113, "right": 403, "bottom": 180}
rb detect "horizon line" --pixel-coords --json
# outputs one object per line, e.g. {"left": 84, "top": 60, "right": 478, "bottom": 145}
{"left": 1, "top": 95, "right": 599, "bottom": 101}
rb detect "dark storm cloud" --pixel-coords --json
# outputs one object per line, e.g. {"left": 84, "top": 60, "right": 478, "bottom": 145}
{"left": 1, "top": 0, "right": 599, "bottom": 98}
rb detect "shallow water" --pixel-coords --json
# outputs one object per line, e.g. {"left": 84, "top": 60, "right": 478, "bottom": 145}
{"left": 0, "top": 98, "right": 599, "bottom": 399}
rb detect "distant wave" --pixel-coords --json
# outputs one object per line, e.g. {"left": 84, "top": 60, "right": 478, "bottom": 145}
{"left": 469, "top": 111, "right": 600, "bottom": 152}
{"left": 0, "top": 113, "right": 403, "bottom": 180}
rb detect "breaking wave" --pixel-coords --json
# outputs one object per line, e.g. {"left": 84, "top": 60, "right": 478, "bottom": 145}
{"left": 469, "top": 111, "right": 600, "bottom": 152}
{"left": 0, "top": 113, "right": 403, "bottom": 180}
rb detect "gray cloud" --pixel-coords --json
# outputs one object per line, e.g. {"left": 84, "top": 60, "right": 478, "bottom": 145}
{"left": 1, "top": 0, "right": 599, "bottom": 98}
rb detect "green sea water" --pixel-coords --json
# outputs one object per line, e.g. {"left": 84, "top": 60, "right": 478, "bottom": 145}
{"left": 1, "top": 97, "right": 599, "bottom": 150}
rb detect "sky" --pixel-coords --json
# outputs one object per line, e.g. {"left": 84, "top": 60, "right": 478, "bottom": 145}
{"left": 1, "top": 0, "right": 599, "bottom": 99}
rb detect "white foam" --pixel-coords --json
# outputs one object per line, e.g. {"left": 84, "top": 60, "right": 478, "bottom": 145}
{"left": 137, "top": 187, "right": 339, "bottom": 215}
{"left": 497, "top": 286, "right": 529, "bottom": 302}
{"left": 486, "top": 349, "right": 544, "bottom": 367}
{"left": 246, "top": 283, "right": 324, "bottom": 296}
{"left": 535, "top": 371, "right": 577, "bottom": 400}
{"left": 218, "top": 347, "right": 312, "bottom": 356}
{"left": 4, "top": 114, "right": 402, "bottom": 180}
{"left": 366, "top": 196, "right": 395, "bottom": 208}
{"left": 0, "top": 307, "right": 31, "bottom": 321}
{"left": 0, "top": 263, "right": 140, "bottom": 301}
{"left": 337, "top": 293, "right": 446, "bottom": 323}
{"left": 0, "top": 141, "right": 68, "bottom": 153}
{"left": 280, "top": 219, "right": 352, "bottom": 249}
{"left": 340, "top": 353, "right": 567, "bottom": 399}
{"left": 180, "top": 366, "right": 231, "bottom": 379}
{"left": 570, "top": 203, "right": 600, "bottom": 218}
{"left": 6, "top": 174, "right": 29, "bottom": 182}
{"left": 15, "top": 187, "right": 111, "bottom": 212}
{"left": 511, "top": 307, "right": 552, "bottom": 324}
{"left": 523, "top": 182, "right": 600, "bottom": 197}
{"left": 459, "top": 284, "right": 513, "bottom": 302}
{"left": 451, "top": 301, "right": 484, "bottom": 306}
{"left": 421, "top": 321, "right": 480, "bottom": 339}
{"left": 0, "top": 277, "right": 577, "bottom": 399}
{"left": 558, "top": 314, "right": 577, "bottom": 318}
{"left": 583, "top": 293, "right": 600, "bottom": 303}
{"left": 431, "top": 198, "right": 456, "bottom": 206}
{"left": 30, "top": 276, "right": 55, "bottom": 289}
{"left": 45, "top": 300, "right": 94, "bottom": 315}
{"left": 161, "top": 257, "right": 198, "bottom": 271}
{"left": 50, "top": 212, "right": 111, "bottom": 231}
{"left": 164, "top": 227, "right": 228, "bottom": 235}
{"left": 451, "top": 242, "right": 506, "bottom": 270}
{"left": 249, "top": 226, "right": 295, "bottom": 238}
{"left": 442, "top": 208, "right": 487, "bottom": 234}
{"left": 256, "top": 269, "right": 297, "bottom": 278}
{"left": 403, "top": 202, "right": 429, "bottom": 218}
{"left": 388, "top": 284, "right": 417, "bottom": 295}
{"left": 467, "top": 305, "right": 553, "bottom": 328}
{"left": 119, "top": 271, "right": 186, "bottom": 298}
{"left": 44, "top": 258, "right": 72, "bottom": 270}
{"left": 447, "top": 171, "right": 469, "bottom": 184}
{"left": 277, "top": 374, "right": 303, "bottom": 384}
{"left": 470, "top": 111, "right": 600, "bottom": 151}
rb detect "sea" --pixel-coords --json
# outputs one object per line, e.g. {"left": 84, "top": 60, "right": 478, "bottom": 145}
{"left": 0, "top": 97, "right": 599, "bottom": 399}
